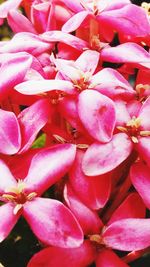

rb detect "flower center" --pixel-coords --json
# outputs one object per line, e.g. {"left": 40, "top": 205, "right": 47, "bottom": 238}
{"left": 117, "top": 116, "right": 150, "bottom": 143}
{"left": 136, "top": 83, "right": 150, "bottom": 102}
{"left": 141, "top": 2, "right": 150, "bottom": 15}
{"left": 88, "top": 234, "right": 105, "bottom": 250}
{"left": 73, "top": 71, "right": 92, "bottom": 92}
{"left": 80, "top": 0, "right": 99, "bottom": 14}
{"left": 2, "top": 180, "right": 37, "bottom": 214}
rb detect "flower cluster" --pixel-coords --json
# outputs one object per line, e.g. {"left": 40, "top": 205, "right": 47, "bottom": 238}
{"left": 0, "top": 0, "right": 150, "bottom": 266}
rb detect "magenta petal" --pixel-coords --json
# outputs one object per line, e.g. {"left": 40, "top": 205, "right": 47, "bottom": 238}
{"left": 130, "top": 161, "right": 150, "bottom": 209}
{"left": 31, "top": 2, "right": 50, "bottom": 33}
{"left": 58, "top": 96, "right": 84, "bottom": 131}
{"left": 99, "top": 4, "right": 150, "bottom": 38}
{"left": 103, "top": 218, "right": 150, "bottom": 251}
{"left": 8, "top": 9, "right": 37, "bottom": 34}
{"left": 64, "top": 183, "right": 103, "bottom": 235}
{"left": 24, "top": 144, "right": 76, "bottom": 195}
{"left": 56, "top": 0, "right": 84, "bottom": 13}
{"left": 91, "top": 68, "right": 135, "bottom": 100}
{"left": 27, "top": 240, "right": 95, "bottom": 267}
{"left": 115, "top": 100, "right": 131, "bottom": 126}
{"left": 69, "top": 150, "right": 111, "bottom": 210}
{"left": 40, "top": 31, "right": 89, "bottom": 50}
{"left": 0, "top": 0, "right": 22, "bottom": 18}
{"left": 96, "top": 249, "right": 129, "bottom": 267}
{"left": 101, "top": 43, "right": 150, "bottom": 68}
{"left": 78, "top": 90, "right": 116, "bottom": 143}
{"left": 0, "top": 203, "right": 19, "bottom": 242}
{"left": 18, "top": 99, "right": 51, "bottom": 154}
{"left": 137, "top": 137, "right": 150, "bottom": 166}
{"left": 75, "top": 50, "right": 100, "bottom": 74}
{"left": 0, "top": 109, "right": 21, "bottom": 155}
{"left": 62, "top": 10, "right": 91, "bottom": 33}
{"left": 0, "top": 159, "right": 17, "bottom": 194}
{"left": 0, "top": 32, "right": 52, "bottom": 55}
{"left": 138, "top": 97, "right": 150, "bottom": 130}
{"left": 82, "top": 133, "right": 133, "bottom": 176}
{"left": 0, "top": 54, "right": 32, "bottom": 99}
{"left": 15, "top": 79, "right": 74, "bottom": 95}
{"left": 50, "top": 56, "right": 82, "bottom": 82}
{"left": 108, "top": 192, "right": 146, "bottom": 225}
{"left": 23, "top": 197, "right": 83, "bottom": 248}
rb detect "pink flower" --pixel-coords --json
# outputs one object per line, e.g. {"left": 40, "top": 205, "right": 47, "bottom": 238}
{"left": 62, "top": 0, "right": 150, "bottom": 44}
{"left": 27, "top": 188, "right": 147, "bottom": 266}
{"left": 0, "top": 143, "right": 83, "bottom": 247}
{"left": 82, "top": 96, "right": 150, "bottom": 176}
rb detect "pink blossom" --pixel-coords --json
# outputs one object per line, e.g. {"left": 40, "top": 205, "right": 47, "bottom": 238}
{"left": 82, "top": 96, "right": 150, "bottom": 176}
{"left": 0, "top": 144, "right": 83, "bottom": 247}
{"left": 62, "top": 0, "right": 150, "bottom": 44}
{"left": 27, "top": 189, "right": 147, "bottom": 266}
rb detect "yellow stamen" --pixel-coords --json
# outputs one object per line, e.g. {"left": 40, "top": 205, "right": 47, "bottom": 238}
{"left": 77, "top": 143, "right": 89, "bottom": 149}
{"left": 13, "top": 204, "right": 23, "bottom": 215}
{"left": 131, "top": 136, "right": 139, "bottom": 143}
{"left": 116, "top": 126, "right": 128, "bottom": 133}
{"left": 141, "top": 2, "right": 150, "bottom": 15}
{"left": 2, "top": 194, "right": 15, "bottom": 202}
{"left": 140, "top": 130, "right": 150, "bottom": 137}
{"left": 136, "top": 84, "right": 150, "bottom": 94}
{"left": 5, "top": 180, "right": 26, "bottom": 194}
{"left": 89, "top": 234, "right": 104, "bottom": 244}
{"left": 53, "top": 134, "right": 66, "bottom": 144}
{"left": 27, "top": 192, "right": 37, "bottom": 201}
{"left": 126, "top": 117, "right": 141, "bottom": 128}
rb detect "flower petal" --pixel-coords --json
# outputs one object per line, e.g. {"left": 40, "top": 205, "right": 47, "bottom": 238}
{"left": 40, "top": 31, "right": 89, "bottom": 50}
{"left": 78, "top": 90, "right": 116, "bottom": 143}
{"left": 103, "top": 218, "right": 150, "bottom": 251}
{"left": 0, "top": 32, "right": 52, "bottom": 56}
{"left": 64, "top": 183, "right": 103, "bottom": 235}
{"left": 62, "top": 10, "right": 91, "bottom": 33}
{"left": 0, "top": 203, "right": 19, "bottom": 242}
{"left": 18, "top": 99, "right": 51, "bottom": 154}
{"left": 7, "top": 9, "right": 37, "bottom": 34}
{"left": 0, "top": 0, "right": 22, "bottom": 18}
{"left": 27, "top": 240, "right": 95, "bottom": 267}
{"left": 23, "top": 197, "right": 83, "bottom": 248}
{"left": 99, "top": 4, "right": 150, "bottom": 39}
{"left": 24, "top": 144, "right": 76, "bottom": 195}
{"left": 82, "top": 133, "right": 133, "bottom": 176}
{"left": 130, "top": 161, "right": 150, "bottom": 209}
{"left": 91, "top": 68, "right": 135, "bottom": 100}
{"left": 137, "top": 137, "right": 150, "bottom": 167}
{"left": 15, "top": 79, "right": 74, "bottom": 95}
{"left": 0, "top": 159, "right": 17, "bottom": 194}
{"left": 75, "top": 49, "right": 100, "bottom": 74}
{"left": 0, "top": 54, "right": 32, "bottom": 99}
{"left": 101, "top": 43, "right": 150, "bottom": 69}
{"left": 138, "top": 97, "right": 150, "bottom": 130}
{"left": 96, "top": 249, "right": 129, "bottom": 267}
{"left": 0, "top": 109, "right": 21, "bottom": 155}
{"left": 69, "top": 150, "right": 111, "bottom": 210}
{"left": 108, "top": 192, "right": 146, "bottom": 225}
